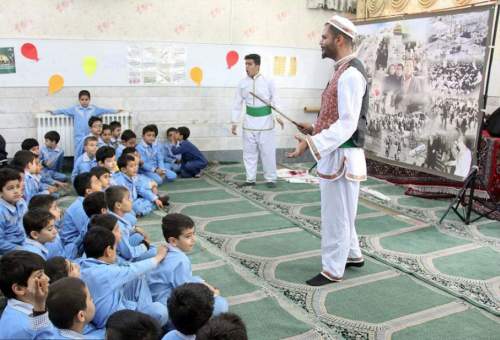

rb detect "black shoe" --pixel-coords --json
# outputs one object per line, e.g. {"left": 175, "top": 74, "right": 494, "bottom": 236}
{"left": 345, "top": 258, "right": 365, "bottom": 268}
{"left": 266, "top": 182, "right": 276, "bottom": 188}
{"left": 305, "top": 273, "right": 342, "bottom": 286}
{"left": 239, "top": 182, "right": 255, "bottom": 187}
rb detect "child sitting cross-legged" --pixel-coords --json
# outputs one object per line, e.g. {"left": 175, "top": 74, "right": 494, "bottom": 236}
{"left": 22, "top": 138, "right": 67, "bottom": 189}
{"left": 40, "top": 131, "right": 67, "bottom": 183}
{"left": 71, "top": 136, "right": 98, "bottom": 183}
{"left": 115, "top": 129, "right": 137, "bottom": 159}
{"left": 171, "top": 126, "right": 208, "bottom": 178}
{"left": 101, "top": 124, "right": 113, "bottom": 147}
{"left": 21, "top": 208, "right": 58, "bottom": 260}
{"left": 109, "top": 121, "right": 122, "bottom": 149}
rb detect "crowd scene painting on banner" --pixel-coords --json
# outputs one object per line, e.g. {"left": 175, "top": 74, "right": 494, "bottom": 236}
{"left": 355, "top": 9, "right": 490, "bottom": 179}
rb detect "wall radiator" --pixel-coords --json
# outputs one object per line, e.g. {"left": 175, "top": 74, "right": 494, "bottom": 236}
{"left": 36, "top": 112, "right": 132, "bottom": 157}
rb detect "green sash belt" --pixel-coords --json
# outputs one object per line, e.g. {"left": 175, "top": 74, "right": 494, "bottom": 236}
{"left": 340, "top": 138, "right": 356, "bottom": 148}
{"left": 246, "top": 106, "right": 272, "bottom": 117}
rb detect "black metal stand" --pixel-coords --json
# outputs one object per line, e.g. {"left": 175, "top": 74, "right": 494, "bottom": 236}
{"left": 439, "top": 166, "right": 498, "bottom": 225}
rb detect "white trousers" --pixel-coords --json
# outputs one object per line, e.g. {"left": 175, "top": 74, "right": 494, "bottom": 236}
{"left": 242, "top": 129, "right": 277, "bottom": 182}
{"left": 320, "top": 176, "right": 362, "bottom": 278}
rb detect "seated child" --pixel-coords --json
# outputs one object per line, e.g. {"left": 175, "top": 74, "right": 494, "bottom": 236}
{"left": 196, "top": 313, "right": 248, "bottom": 340}
{"left": 75, "top": 116, "right": 104, "bottom": 158}
{"left": 163, "top": 283, "right": 214, "bottom": 340}
{"left": 40, "top": 130, "right": 67, "bottom": 182}
{"left": 106, "top": 309, "right": 161, "bottom": 340}
{"left": 90, "top": 166, "right": 112, "bottom": 189}
{"left": 79, "top": 227, "right": 168, "bottom": 328}
{"left": 87, "top": 213, "right": 122, "bottom": 246}
{"left": 105, "top": 185, "right": 156, "bottom": 261}
{"left": 115, "top": 129, "right": 137, "bottom": 159}
{"left": 83, "top": 190, "right": 108, "bottom": 217}
{"left": 148, "top": 213, "right": 228, "bottom": 315}
{"left": 109, "top": 121, "right": 122, "bottom": 149}
{"left": 101, "top": 124, "right": 113, "bottom": 147}
{"left": 21, "top": 208, "right": 58, "bottom": 260}
{"left": 47, "top": 89, "right": 123, "bottom": 157}
{"left": 45, "top": 256, "right": 81, "bottom": 283}
{"left": 71, "top": 136, "right": 98, "bottom": 183}
{"left": 60, "top": 172, "right": 102, "bottom": 259}
{"left": 23, "top": 137, "right": 67, "bottom": 186}
{"left": 163, "top": 127, "right": 182, "bottom": 173}
{"left": 0, "top": 167, "right": 27, "bottom": 254}
{"left": 171, "top": 126, "right": 208, "bottom": 178}
{"left": 137, "top": 124, "right": 176, "bottom": 184}
{"left": 0, "top": 250, "right": 50, "bottom": 339}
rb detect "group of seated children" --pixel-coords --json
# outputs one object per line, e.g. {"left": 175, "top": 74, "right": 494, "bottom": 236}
{"left": 0, "top": 166, "right": 245, "bottom": 338}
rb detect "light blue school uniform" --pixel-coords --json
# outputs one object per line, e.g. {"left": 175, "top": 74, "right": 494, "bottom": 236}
{"left": 75, "top": 134, "right": 105, "bottom": 159}
{"left": 52, "top": 104, "right": 116, "bottom": 156}
{"left": 24, "top": 172, "right": 49, "bottom": 203}
{"left": 136, "top": 174, "right": 159, "bottom": 202}
{"left": 0, "top": 299, "right": 40, "bottom": 339}
{"left": 79, "top": 257, "right": 168, "bottom": 329}
{"left": 71, "top": 153, "right": 97, "bottom": 183}
{"left": 112, "top": 172, "right": 154, "bottom": 217}
{"left": 115, "top": 144, "right": 125, "bottom": 159}
{"left": 162, "top": 330, "right": 195, "bottom": 340}
{"left": 44, "top": 220, "right": 78, "bottom": 259}
{"left": 137, "top": 141, "right": 176, "bottom": 184}
{"left": 147, "top": 245, "right": 228, "bottom": 315}
{"left": 21, "top": 238, "right": 49, "bottom": 260}
{"left": 32, "top": 311, "right": 104, "bottom": 339}
{"left": 163, "top": 142, "right": 182, "bottom": 173}
{"left": 40, "top": 145, "right": 67, "bottom": 182}
{"left": 60, "top": 197, "right": 88, "bottom": 259}
{"left": 0, "top": 198, "right": 27, "bottom": 255}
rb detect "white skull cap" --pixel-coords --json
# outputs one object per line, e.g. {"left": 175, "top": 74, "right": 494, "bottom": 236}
{"left": 326, "top": 15, "right": 357, "bottom": 39}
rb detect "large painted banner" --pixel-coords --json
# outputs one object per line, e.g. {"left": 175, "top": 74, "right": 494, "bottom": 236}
{"left": 355, "top": 8, "right": 493, "bottom": 180}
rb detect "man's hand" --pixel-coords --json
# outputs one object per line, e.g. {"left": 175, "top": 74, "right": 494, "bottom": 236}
{"left": 231, "top": 124, "right": 238, "bottom": 136}
{"left": 276, "top": 117, "right": 284, "bottom": 130}
{"left": 287, "top": 135, "right": 309, "bottom": 158}
{"left": 296, "top": 122, "right": 313, "bottom": 135}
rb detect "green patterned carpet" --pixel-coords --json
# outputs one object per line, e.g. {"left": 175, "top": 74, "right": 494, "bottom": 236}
{"left": 57, "top": 163, "right": 500, "bottom": 339}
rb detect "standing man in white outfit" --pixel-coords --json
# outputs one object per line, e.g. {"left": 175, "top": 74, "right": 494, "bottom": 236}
{"left": 231, "top": 54, "right": 283, "bottom": 189}
{"left": 289, "top": 16, "right": 368, "bottom": 286}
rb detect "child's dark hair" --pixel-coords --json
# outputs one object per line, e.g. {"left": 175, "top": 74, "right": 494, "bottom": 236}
{"left": 121, "top": 147, "right": 136, "bottom": 156}
{"left": 0, "top": 167, "right": 22, "bottom": 190}
{"left": 83, "top": 226, "right": 116, "bottom": 259}
{"left": 45, "top": 256, "right": 69, "bottom": 283}
{"left": 96, "top": 146, "right": 115, "bottom": 163}
{"left": 21, "top": 138, "right": 39, "bottom": 151}
{"left": 28, "top": 194, "right": 57, "bottom": 211}
{"left": 47, "top": 277, "right": 88, "bottom": 329}
{"left": 84, "top": 135, "right": 98, "bottom": 146}
{"left": 196, "top": 313, "right": 248, "bottom": 340}
{"left": 23, "top": 208, "right": 55, "bottom": 237}
{"left": 244, "top": 53, "right": 261, "bottom": 65}
{"left": 0, "top": 251, "right": 45, "bottom": 299}
{"left": 83, "top": 191, "right": 107, "bottom": 217}
{"left": 105, "top": 186, "right": 129, "bottom": 211}
{"left": 106, "top": 310, "right": 161, "bottom": 340}
{"left": 168, "top": 283, "right": 214, "bottom": 335}
{"left": 109, "top": 121, "right": 122, "bottom": 132}
{"left": 88, "top": 213, "right": 118, "bottom": 232}
{"left": 73, "top": 172, "right": 95, "bottom": 197}
{"left": 120, "top": 130, "right": 136, "bottom": 142}
{"left": 162, "top": 213, "right": 194, "bottom": 241}
{"left": 88, "top": 116, "right": 103, "bottom": 128}
{"left": 102, "top": 124, "right": 111, "bottom": 133}
{"left": 12, "top": 150, "right": 36, "bottom": 170}
{"left": 90, "top": 166, "right": 111, "bottom": 180}
{"left": 117, "top": 154, "right": 135, "bottom": 170}
{"left": 142, "top": 124, "right": 158, "bottom": 136}
{"left": 44, "top": 131, "right": 61, "bottom": 144}
{"left": 78, "top": 90, "right": 91, "bottom": 99}
{"left": 166, "top": 127, "right": 178, "bottom": 135}
{"left": 177, "top": 126, "right": 190, "bottom": 140}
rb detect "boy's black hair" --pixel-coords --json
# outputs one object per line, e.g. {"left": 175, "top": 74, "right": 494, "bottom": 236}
{"left": 162, "top": 213, "right": 194, "bottom": 241}
{"left": 23, "top": 208, "right": 55, "bottom": 237}
{"left": 21, "top": 138, "right": 39, "bottom": 151}
{"left": 166, "top": 127, "right": 178, "bottom": 135}
{"left": 102, "top": 124, "right": 111, "bottom": 132}
{"left": 28, "top": 194, "right": 57, "bottom": 211}
{"left": 83, "top": 135, "right": 98, "bottom": 146}
{"left": 88, "top": 116, "right": 103, "bottom": 128}
{"left": 196, "top": 313, "right": 248, "bottom": 340}
{"left": 105, "top": 186, "right": 129, "bottom": 211}
{"left": 177, "top": 126, "right": 190, "bottom": 140}
{"left": 121, "top": 147, "right": 136, "bottom": 156}
{"left": 106, "top": 310, "right": 161, "bottom": 340}
{"left": 0, "top": 250, "right": 45, "bottom": 299}
{"left": 244, "top": 53, "right": 261, "bottom": 65}
{"left": 44, "top": 256, "right": 69, "bottom": 283}
{"left": 88, "top": 213, "right": 118, "bottom": 232}
{"left": 83, "top": 226, "right": 116, "bottom": 259}
{"left": 78, "top": 90, "right": 91, "bottom": 99}
{"left": 83, "top": 191, "right": 107, "bottom": 217}
{"left": 142, "top": 124, "right": 158, "bottom": 136}
{"left": 96, "top": 146, "right": 115, "bottom": 163}
{"left": 109, "top": 121, "right": 122, "bottom": 131}
{"left": 120, "top": 129, "right": 136, "bottom": 142}
{"left": 168, "top": 283, "right": 214, "bottom": 335}
{"left": 89, "top": 166, "right": 111, "bottom": 180}
{"left": 47, "top": 277, "right": 88, "bottom": 329}
{"left": 44, "top": 131, "right": 61, "bottom": 144}
{"left": 73, "top": 172, "right": 95, "bottom": 197}
{"left": 117, "top": 154, "right": 135, "bottom": 170}
{"left": 12, "top": 150, "right": 36, "bottom": 170}
{"left": 0, "top": 167, "right": 22, "bottom": 191}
